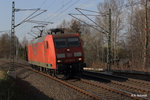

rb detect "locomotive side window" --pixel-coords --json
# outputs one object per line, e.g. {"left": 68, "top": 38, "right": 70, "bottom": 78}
{"left": 46, "top": 41, "right": 48, "bottom": 49}
{"left": 54, "top": 38, "right": 67, "bottom": 48}
{"left": 68, "top": 37, "right": 80, "bottom": 47}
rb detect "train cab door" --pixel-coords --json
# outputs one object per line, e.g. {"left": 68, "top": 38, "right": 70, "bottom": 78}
{"left": 44, "top": 41, "right": 49, "bottom": 64}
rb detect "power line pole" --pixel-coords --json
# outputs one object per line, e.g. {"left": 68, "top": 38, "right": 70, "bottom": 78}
{"left": 7, "top": 1, "right": 16, "bottom": 78}
{"left": 69, "top": 8, "right": 112, "bottom": 71}
{"left": 7, "top": 2, "right": 47, "bottom": 78}
{"left": 143, "top": 0, "right": 149, "bottom": 68}
{"left": 107, "top": 8, "right": 112, "bottom": 71}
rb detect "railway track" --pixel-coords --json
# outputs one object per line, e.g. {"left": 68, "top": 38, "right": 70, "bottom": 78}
{"left": 66, "top": 78, "right": 140, "bottom": 100}
{"left": 15, "top": 62, "right": 148, "bottom": 100}
{"left": 82, "top": 71, "right": 150, "bottom": 99}
{"left": 126, "top": 78, "right": 150, "bottom": 90}
{"left": 1, "top": 60, "right": 149, "bottom": 100}
{"left": 15, "top": 63, "right": 102, "bottom": 100}
{"left": 83, "top": 71, "right": 150, "bottom": 89}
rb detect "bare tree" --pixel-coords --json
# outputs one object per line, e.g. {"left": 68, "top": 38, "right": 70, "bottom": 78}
{"left": 126, "top": 0, "right": 150, "bottom": 68}
{"left": 0, "top": 33, "right": 11, "bottom": 58}
{"left": 97, "top": 0, "right": 125, "bottom": 64}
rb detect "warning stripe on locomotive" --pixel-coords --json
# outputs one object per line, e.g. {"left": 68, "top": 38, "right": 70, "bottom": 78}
{"left": 29, "top": 61, "right": 52, "bottom": 68}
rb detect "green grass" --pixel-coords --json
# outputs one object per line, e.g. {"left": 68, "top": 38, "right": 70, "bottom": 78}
{"left": 0, "top": 70, "right": 27, "bottom": 100}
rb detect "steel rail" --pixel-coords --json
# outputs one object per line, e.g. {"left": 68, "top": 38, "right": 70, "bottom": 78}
{"left": 13, "top": 62, "right": 150, "bottom": 100}
{"left": 84, "top": 71, "right": 150, "bottom": 91}
{"left": 79, "top": 79, "right": 142, "bottom": 100}
{"left": 82, "top": 73, "right": 150, "bottom": 100}
{"left": 16, "top": 63, "right": 103, "bottom": 100}
{"left": 128, "top": 78, "right": 150, "bottom": 86}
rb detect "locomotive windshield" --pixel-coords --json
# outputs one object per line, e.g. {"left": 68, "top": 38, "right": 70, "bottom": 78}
{"left": 68, "top": 37, "right": 80, "bottom": 47}
{"left": 54, "top": 37, "right": 80, "bottom": 48}
{"left": 54, "top": 38, "right": 67, "bottom": 48}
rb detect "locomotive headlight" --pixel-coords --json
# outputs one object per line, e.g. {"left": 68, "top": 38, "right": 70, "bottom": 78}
{"left": 78, "top": 58, "right": 82, "bottom": 61}
{"left": 57, "top": 53, "right": 65, "bottom": 58}
{"left": 74, "top": 52, "right": 82, "bottom": 57}
{"left": 57, "top": 60, "right": 62, "bottom": 63}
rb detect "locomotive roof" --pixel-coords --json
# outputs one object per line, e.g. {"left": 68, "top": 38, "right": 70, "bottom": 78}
{"left": 28, "top": 33, "right": 79, "bottom": 45}
{"left": 52, "top": 33, "right": 79, "bottom": 38}
{"left": 29, "top": 36, "right": 46, "bottom": 45}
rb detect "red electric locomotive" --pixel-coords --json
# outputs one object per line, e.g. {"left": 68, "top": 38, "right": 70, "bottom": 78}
{"left": 27, "top": 32, "right": 86, "bottom": 79}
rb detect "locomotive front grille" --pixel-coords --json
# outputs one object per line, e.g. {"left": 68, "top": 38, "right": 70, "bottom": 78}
{"left": 66, "top": 53, "right": 72, "bottom": 57}
{"left": 65, "top": 59, "right": 75, "bottom": 62}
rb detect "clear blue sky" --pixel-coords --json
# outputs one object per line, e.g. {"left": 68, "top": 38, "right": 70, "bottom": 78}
{"left": 0, "top": 0, "right": 103, "bottom": 41}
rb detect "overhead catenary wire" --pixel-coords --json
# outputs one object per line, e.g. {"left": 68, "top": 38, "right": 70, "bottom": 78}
{"left": 75, "top": 8, "right": 109, "bottom": 34}
{"left": 68, "top": 0, "right": 143, "bottom": 34}
{"left": 25, "top": 0, "right": 58, "bottom": 38}
{"left": 26, "top": 20, "right": 53, "bottom": 25}
{"left": 31, "top": 0, "right": 82, "bottom": 30}
{"left": 12, "top": 5, "right": 47, "bottom": 41}
{"left": 54, "top": 0, "right": 73, "bottom": 14}
{"left": 43, "top": 0, "right": 57, "bottom": 13}
{"left": 26, "top": 0, "right": 143, "bottom": 40}
{"left": 46, "top": 0, "right": 81, "bottom": 23}
{"left": 31, "top": 28, "right": 40, "bottom": 35}
{"left": 44, "top": 0, "right": 73, "bottom": 21}
{"left": 46, "top": 0, "right": 94, "bottom": 27}
{"left": 15, "top": 8, "right": 47, "bottom": 27}
{"left": 75, "top": 8, "right": 100, "bottom": 14}
{"left": 34, "top": 0, "right": 73, "bottom": 32}
{"left": 40, "top": 0, "right": 48, "bottom": 8}
{"left": 69, "top": 14, "right": 101, "bottom": 16}
{"left": 27, "top": 32, "right": 36, "bottom": 37}
{"left": 15, "top": 8, "right": 40, "bottom": 27}
{"left": 69, "top": 13, "right": 105, "bottom": 34}
{"left": 23, "top": 9, "right": 47, "bottom": 22}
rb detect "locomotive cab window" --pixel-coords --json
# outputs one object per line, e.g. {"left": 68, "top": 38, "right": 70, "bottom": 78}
{"left": 54, "top": 37, "right": 80, "bottom": 48}
{"left": 46, "top": 41, "right": 48, "bottom": 49}
{"left": 54, "top": 38, "right": 67, "bottom": 48}
{"left": 68, "top": 37, "right": 80, "bottom": 47}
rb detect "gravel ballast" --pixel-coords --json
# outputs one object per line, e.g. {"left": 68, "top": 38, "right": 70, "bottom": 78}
{"left": 15, "top": 66, "right": 92, "bottom": 100}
